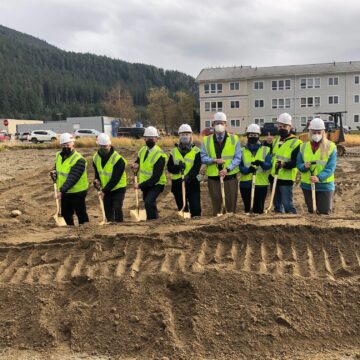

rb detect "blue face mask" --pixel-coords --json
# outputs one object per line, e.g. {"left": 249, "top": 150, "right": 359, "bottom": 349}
{"left": 180, "top": 135, "right": 191, "bottom": 144}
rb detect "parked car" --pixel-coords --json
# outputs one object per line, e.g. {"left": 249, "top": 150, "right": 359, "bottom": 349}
{"left": 302, "top": 120, "right": 335, "bottom": 133}
{"left": 117, "top": 127, "right": 145, "bottom": 139}
{"left": 19, "top": 132, "right": 31, "bottom": 142}
{"left": 0, "top": 132, "right": 10, "bottom": 141}
{"left": 28, "top": 130, "right": 58, "bottom": 143}
{"left": 73, "top": 129, "right": 101, "bottom": 139}
{"left": 260, "top": 122, "right": 278, "bottom": 136}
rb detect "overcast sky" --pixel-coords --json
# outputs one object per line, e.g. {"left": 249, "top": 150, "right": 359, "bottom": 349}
{"left": 1, "top": 0, "right": 360, "bottom": 77}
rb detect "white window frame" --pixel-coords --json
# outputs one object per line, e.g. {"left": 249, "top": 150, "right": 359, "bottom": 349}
{"left": 300, "top": 78, "right": 321, "bottom": 89}
{"left": 204, "top": 84, "right": 209, "bottom": 94}
{"left": 230, "top": 82, "right": 240, "bottom": 91}
{"left": 254, "top": 99, "right": 264, "bottom": 108}
{"left": 354, "top": 95, "right": 360, "bottom": 103}
{"left": 272, "top": 98, "right": 291, "bottom": 109}
{"left": 355, "top": 75, "right": 360, "bottom": 85}
{"left": 217, "top": 84, "right": 223, "bottom": 93}
{"left": 300, "top": 116, "right": 313, "bottom": 127}
{"left": 254, "top": 81, "right": 264, "bottom": 90}
{"left": 230, "top": 119, "right": 241, "bottom": 127}
{"left": 204, "top": 120, "right": 211, "bottom": 128}
{"left": 328, "top": 95, "right": 339, "bottom": 105}
{"left": 230, "top": 100, "right": 240, "bottom": 109}
{"left": 300, "top": 96, "right": 321, "bottom": 107}
{"left": 254, "top": 118, "right": 265, "bottom": 125}
{"left": 354, "top": 114, "right": 359, "bottom": 123}
{"left": 205, "top": 101, "right": 223, "bottom": 112}
{"left": 328, "top": 77, "right": 339, "bottom": 86}
{"left": 271, "top": 79, "right": 291, "bottom": 91}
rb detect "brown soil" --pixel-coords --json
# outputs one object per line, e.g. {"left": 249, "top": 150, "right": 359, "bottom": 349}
{"left": 0, "top": 146, "right": 360, "bottom": 359}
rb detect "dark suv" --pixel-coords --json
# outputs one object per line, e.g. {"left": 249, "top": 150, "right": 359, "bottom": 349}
{"left": 260, "top": 122, "right": 278, "bottom": 136}
{"left": 117, "top": 127, "right": 145, "bottom": 139}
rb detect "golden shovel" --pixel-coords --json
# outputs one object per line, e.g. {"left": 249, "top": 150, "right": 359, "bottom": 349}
{"left": 178, "top": 172, "right": 191, "bottom": 219}
{"left": 130, "top": 175, "right": 147, "bottom": 221}
{"left": 53, "top": 184, "right": 67, "bottom": 227}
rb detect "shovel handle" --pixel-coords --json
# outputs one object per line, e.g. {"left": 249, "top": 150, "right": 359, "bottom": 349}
{"left": 134, "top": 175, "right": 140, "bottom": 212}
{"left": 180, "top": 173, "right": 187, "bottom": 213}
{"left": 53, "top": 183, "right": 62, "bottom": 216}
{"left": 249, "top": 173, "right": 256, "bottom": 213}
{"left": 266, "top": 174, "right": 278, "bottom": 213}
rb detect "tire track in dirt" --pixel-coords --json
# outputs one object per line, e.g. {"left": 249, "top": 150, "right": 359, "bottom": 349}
{"left": 0, "top": 225, "right": 358, "bottom": 284}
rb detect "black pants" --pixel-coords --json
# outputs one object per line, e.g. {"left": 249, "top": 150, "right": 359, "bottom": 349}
{"left": 61, "top": 191, "right": 89, "bottom": 226}
{"left": 103, "top": 188, "right": 126, "bottom": 222}
{"left": 142, "top": 185, "right": 164, "bottom": 220}
{"left": 240, "top": 186, "right": 268, "bottom": 214}
{"left": 171, "top": 179, "right": 201, "bottom": 217}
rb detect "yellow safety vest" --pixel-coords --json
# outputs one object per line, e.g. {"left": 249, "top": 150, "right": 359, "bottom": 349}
{"left": 93, "top": 150, "right": 127, "bottom": 191}
{"left": 240, "top": 146, "right": 270, "bottom": 185}
{"left": 138, "top": 145, "right": 167, "bottom": 185}
{"left": 171, "top": 146, "right": 200, "bottom": 180}
{"left": 203, "top": 133, "right": 239, "bottom": 176}
{"left": 271, "top": 136, "right": 302, "bottom": 181}
{"left": 300, "top": 141, "right": 336, "bottom": 184}
{"left": 55, "top": 150, "right": 88, "bottom": 193}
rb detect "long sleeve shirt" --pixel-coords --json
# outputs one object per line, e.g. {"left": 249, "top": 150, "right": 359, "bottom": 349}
{"left": 296, "top": 145, "right": 337, "bottom": 191}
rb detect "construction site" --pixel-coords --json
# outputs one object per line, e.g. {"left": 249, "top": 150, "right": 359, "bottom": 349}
{"left": 0, "top": 142, "right": 359, "bottom": 360}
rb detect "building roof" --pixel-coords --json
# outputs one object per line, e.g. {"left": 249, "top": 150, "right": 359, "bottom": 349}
{"left": 196, "top": 61, "right": 360, "bottom": 82}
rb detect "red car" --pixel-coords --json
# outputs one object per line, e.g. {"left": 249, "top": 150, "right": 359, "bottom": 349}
{"left": 201, "top": 127, "right": 215, "bottom": 136}
{"left": 0, "top": 132, "right": 10, "bottom": 141}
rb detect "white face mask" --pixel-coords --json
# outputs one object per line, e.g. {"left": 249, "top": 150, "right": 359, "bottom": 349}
{"left": 311, "top": 134, "right": 322, "bottom": 143}
{"left": 214, "top": 124, "right": 225, "bottom": 133}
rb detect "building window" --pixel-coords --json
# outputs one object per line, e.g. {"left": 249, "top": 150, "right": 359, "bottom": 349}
{"left": 354, "top": 95, "right": 359, "bottom": 103}
{"left": 355, "top": 76, "right": 360, "bottom": 85}
{"left": 230, "top": 119, "right": 241, "bottom": 127}
{"left": 300, "top": 97, "right": 320, "bottom": 107}
{"left": 272, "top": 79, "right": 291, "bottom": 90}
{"left": 211, "top": 83, "right": 216, "bottom": 93}
{"left": 230, "top": 82, "right": 240, "bottom": 91}
{"left": 328, "top": 96, "right": 339, "bottom": 104}
{"left": 230, "top": 100, "right": 240, "bottom": 108}
{"left": 204, "top": 83, "right": 223, "bottom": 94}
{"left": 328, "top": 77, "right": 339, "bottom": 86}
{"left": 300, "top": 116, "right": 313, "bottom": 127}
{"left": 272, "top": 117, "right": 277, "bottom": 123}
{"left": 254, "top": 81, "right": 264, "bottom": 90}
{"left": 205, "top": 101, "right": 222, "bottom": 112}
{"left": 254, "top": 118, "right": 265, "bottom": 125}
{"left": 300, "top": 78, "right": 321, "bottom": 89}
{"left": 254, "top": 99, "right": 264, "bottom": 108}
{"left": 272, "top": 98, "right": 291, "bottom": 109}
{"left": 205, "top": 120, "right": 211, "bottom": 128}
{"left": 204, "top": 84, "right": 209, "bottom": 94}
{"left": 217, "top": 84, "right": 223, "bottom": 93}
{"left": 354, "top": 114, "right": 359, "bottom": 123}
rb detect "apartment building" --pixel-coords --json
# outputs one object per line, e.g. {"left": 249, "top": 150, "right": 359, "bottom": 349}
{"left": 196, "top": 61, "right": 360, "bottom": 133}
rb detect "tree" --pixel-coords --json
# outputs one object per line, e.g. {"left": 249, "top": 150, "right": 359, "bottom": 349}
{"left": 174, "top": 91, "right": 195, "bottom": 129}
{"left": 102, "top": 85, "right": 136, "bottom": 123}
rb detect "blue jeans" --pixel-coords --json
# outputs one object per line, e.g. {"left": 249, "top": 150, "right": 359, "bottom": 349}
{"left": 273, "top": 185, "right": 297, "bottom": 214}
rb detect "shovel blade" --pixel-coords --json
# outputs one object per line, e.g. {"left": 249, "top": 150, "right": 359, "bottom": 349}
{"left": 178, "top": 211, "right": 191, "bottom": 219}
{"left": 53, "top": 213, "right": 67, "bottom": 227}
{"left": 130, "top": 209, "right": 147, "bottom": 222}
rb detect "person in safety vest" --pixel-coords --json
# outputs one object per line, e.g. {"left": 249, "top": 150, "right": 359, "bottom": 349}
{"left": 265, "top": 113, "right": 302, "bottom": 213}
{"left": 51, "top": 133, "right": 89, "bottom": 225}
{"left": 239, "top": 124, "right": 272, "bottom": 213}
{"left": 167, "top": 124, "right": 201, "bottom": 217}
{"left": 297, "top": 118, "right": 337, "bottom": 214}
{"left": 93, "top": 133, "right": 127, "bottom": 222}
{"left": 132, "top": 126, "right": 167, "bottom": 220}
{"left": 200, "top": 112, "right": 242, "bottom": 215}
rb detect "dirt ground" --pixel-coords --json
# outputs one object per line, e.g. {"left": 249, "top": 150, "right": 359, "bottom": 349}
{"left": 0, "top": 145, "right": 360, "bottom": 359}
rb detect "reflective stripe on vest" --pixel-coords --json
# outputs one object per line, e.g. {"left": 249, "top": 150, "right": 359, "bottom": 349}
{"left": 300, "top": 141, "right": 336, "bottom": 184}
{"left": 271, "top": 136, "right": 302, "bottom": 181}
{"left": 93, "top": 150, "right": 127, "bottom": 191}
{"left": 240, "top": 146, "right": 270, "bottom": 185}
{"left": 203, "top": 134, "right": 239, "bottom": 176}
{"left": 171, "top": 146, "right": 200, "bottom": 180}
{"left": 55, "top": 150, "right": 88, "bottom": 193}
{"left": 138, "top": 145, "right": 167, "bottom": 185}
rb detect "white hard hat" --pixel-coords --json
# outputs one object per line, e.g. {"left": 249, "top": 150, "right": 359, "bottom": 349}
{"left": 143, "top": 126, "right": 159, "bottom": 137}
{"left": 277, "top": 113, "right": 292, "bottom": 126}
{"left": 246, "top": 124, "right": 261, "bottom": 134}
{"left": 178, "top": 124, "right": 192, "bottom": 134}
{"left": 96, "top": 133, "right": 111, "bottom": 146}
{"left": 213, "top": 112, "right": 227, "bottom": 122}
{"left": 308, "top": 118, "right": 325, "bottom": 130}
{"left": 60, "top": 133, "right": 75, "bottom": 145}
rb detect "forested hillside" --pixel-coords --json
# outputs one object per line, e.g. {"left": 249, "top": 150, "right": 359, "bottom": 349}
{"left": 0, "top": 25, "right": 197, "bottom": 120}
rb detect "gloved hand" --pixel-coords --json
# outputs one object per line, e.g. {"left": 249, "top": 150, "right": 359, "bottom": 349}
{"left": 251, "top": 160, "right": 263, "bottom": 166}
{"left": 93, "top": 179, "right": 101, "bottom": 191}
{"left": 49, "top": 170, "right": 57, "bottom": 183}
{"left": 178, "top": 161, "right": 186, "bottom": 171}
{"left": 248, "top": 166, "right": 257, "bottom": 174}
{"left": 275, "top": 161, "right": 282, "bottom": 170}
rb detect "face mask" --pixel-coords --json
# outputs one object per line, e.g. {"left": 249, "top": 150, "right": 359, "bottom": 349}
{"left": 61, "top": 147, "right": 72, "bottom": 156}
{"left": 214, "top": 124, "right": 225, "bottom": 133}
{"left": 98, "top": 147, "right": 110, "bottom": 156}
{"left": 180, "top": 135, "right": 191, "bottom": 144}
{"left": 278, "top": 128, "right": 289, "bottom": 138}
{"left": 311, "top": 134, "right": 322, "bottom": 143}
{"left": 247, "top": 136, "right": 259, "bottom": 144}
{"left": 146, "top": 139, "right": 155, "bottom": 149}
